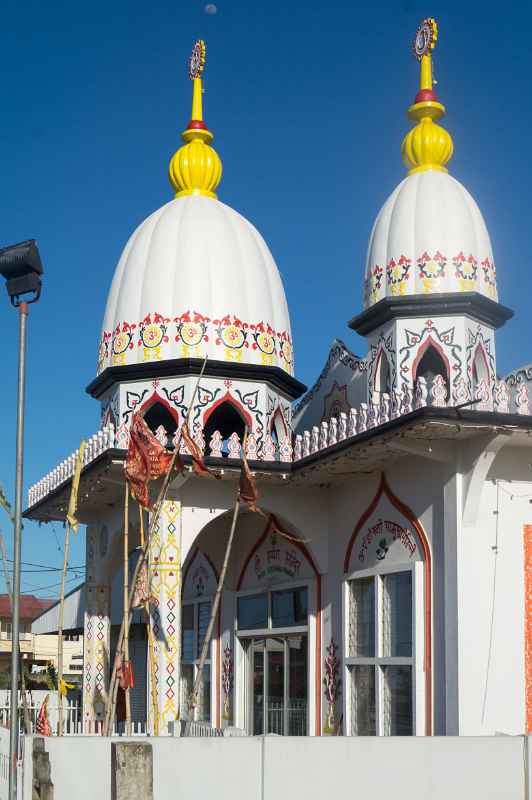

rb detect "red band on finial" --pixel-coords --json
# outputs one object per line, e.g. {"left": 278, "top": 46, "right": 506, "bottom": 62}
{"left": 187, "top": 119, "right": 207, "bottom": 130}
{"left": 415, "top": 88, "right": 438, "bottom": 104}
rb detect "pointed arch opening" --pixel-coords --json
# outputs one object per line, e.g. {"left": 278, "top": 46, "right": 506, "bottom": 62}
{"left": 472, "top": 344, "right": 490, "bottom": 396}
{"left": 374, "top": 349, "right": 391, "bottom": 397}
{"left": 270, "top": 408, "right": 288, "bottom": 447}
{"left": 141, "top": 397, "right": 179, "bottom": 445}
{"left": 204, "top": 399, "right": 247, "bottom": 455}
{"left": 413, "top": 338, "right": 449, "bottom": 401}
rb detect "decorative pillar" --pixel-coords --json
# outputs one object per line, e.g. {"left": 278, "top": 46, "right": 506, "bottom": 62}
{"left": 83, "top": 583, "right": 110, "bottom": 730}
{"left": 149, "top": 499, "right": 182, "bottom": 732}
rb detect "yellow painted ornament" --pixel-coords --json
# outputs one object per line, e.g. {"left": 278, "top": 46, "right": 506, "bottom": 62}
{"left": 168, "top": 39, "right": 223, "bottom": 198}
{"left": 401, "top": 18, "right": 454, "bottom": 175}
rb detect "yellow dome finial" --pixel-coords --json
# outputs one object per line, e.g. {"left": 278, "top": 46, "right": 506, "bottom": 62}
{"left": 401, "top": 18, "right": 454, "bottom": 175}
{"left": 169, "top": 40, "right": 223, "bottom": 199}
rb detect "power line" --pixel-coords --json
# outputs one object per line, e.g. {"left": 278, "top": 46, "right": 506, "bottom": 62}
{"left": 20, "top": 575, "right": 81, "bottom": 594}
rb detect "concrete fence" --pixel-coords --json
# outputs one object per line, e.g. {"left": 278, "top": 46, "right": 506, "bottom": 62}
{"left": 18, "top": 733, "right": 532, "bottom": 800}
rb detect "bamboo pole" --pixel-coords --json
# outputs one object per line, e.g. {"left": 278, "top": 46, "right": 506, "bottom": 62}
{"left": 104, "top": 357, "right": 208, "bottom": 735}
{"left": 187, "top": 496, "right": 240, "bottom": 722}
{"left": 56, "top": 522, "right": 72, "bottom": 735}
{"left": 123, "top": 484, "right": 131, "bottom": 734}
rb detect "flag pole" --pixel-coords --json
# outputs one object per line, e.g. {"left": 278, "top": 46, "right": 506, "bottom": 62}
{"left": 187, "top": 495, "right": 240, "bottom": 722}
{"left": 57, "top": 440, "right": 85, "bottom": 735}
{"left": 56, "top": 521, "right": 71, "bottom": 736}
{"left": 104, "top": 357, "right": 208, "bottom": 735}
{"left": 186, "top": 429, "right": 248, "bottom": 720}
{"left": 123, "top": 484, "right": 132, "bottom": 734}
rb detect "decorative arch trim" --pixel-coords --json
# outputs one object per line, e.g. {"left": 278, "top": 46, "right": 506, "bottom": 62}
{"left": 411, "top": 335, "right": 450, "bottom": 384}
{"left": 343, "top": 473, "right": 432, "bottom": 736}
{"left": 236, "top": 513, "right": 322, "bottom": 736}
{"left": 270, "top": 407, "right": 288, "bottom": 437}
{"left": 140, "top": 391, "right": 181, "bottom": 425}
{"left": 202, "top": 391, "right": 253, "bottom": 431}
{"left": 182, "top": 546, "right": 220, "bottom": 587}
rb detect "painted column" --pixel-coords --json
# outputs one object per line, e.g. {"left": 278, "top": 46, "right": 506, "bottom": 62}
{"left": 149, "top": 499, "right": 182, "bottom": 732}
{"left": 83, "top": 525, "right": 111, "bottom": 730}
{"left": 83, "top": 582, "right": 110, "bottom": 730}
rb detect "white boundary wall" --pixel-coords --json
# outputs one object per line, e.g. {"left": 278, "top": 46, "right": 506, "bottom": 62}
{"left": 21, "top": 734, "right": 532, "bottom": 800}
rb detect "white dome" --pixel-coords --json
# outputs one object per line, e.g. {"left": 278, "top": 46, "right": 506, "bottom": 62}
{"left": 363, "top": 170, "right": 497, "bottom": 308}
{"left": 97, "top": 195, "right": 294, "bottom": 376}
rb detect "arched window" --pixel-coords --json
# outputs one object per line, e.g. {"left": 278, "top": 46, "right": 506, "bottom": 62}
{"left": 414, "top": 344, "right": 449, "bottom": 400}
{"left": 142, "top": 402, "right": 178, "bottom": 445}
{"left": 204, "top": 401, "right": 246, "bottom": 455}
{"left": 374, "top": 351, "right": 391, "bottom": 397}
{"left": 472, "top": 344, "right": 489, "bottom": 395}
{"left": 270, "top": 409, "right": 287, "bottom": 448}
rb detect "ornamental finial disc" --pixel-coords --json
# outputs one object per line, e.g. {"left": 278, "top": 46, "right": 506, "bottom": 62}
{"left": 189, "top": 39, "right": 206, "bottom": 80}
{"left": 413, "top": 18, "right": 438, "bottom": 61}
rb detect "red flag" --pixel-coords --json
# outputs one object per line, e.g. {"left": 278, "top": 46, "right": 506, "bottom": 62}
{"left": 36, "top": 694, "right": 52, "bottom": 736}
{"left": 124, "top": 413, "right": 175, "bottom": 508}
{"left": 181, "top": 423, "right": 220, "bottom": 479}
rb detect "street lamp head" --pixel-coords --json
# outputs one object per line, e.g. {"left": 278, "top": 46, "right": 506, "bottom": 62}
{"left": 0, "top": 239, "right": 43, "bottom": 307}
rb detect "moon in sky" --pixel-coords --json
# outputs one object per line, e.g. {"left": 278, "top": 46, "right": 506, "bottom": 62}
{"left": 204, "top": 3, "right": 217, "bottom": 13}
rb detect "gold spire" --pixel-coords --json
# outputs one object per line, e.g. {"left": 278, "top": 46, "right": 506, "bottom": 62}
{"left": 169, "top": 40, "right": 223, "bottom": 198}
{"left": 401, "top": 19, "right": 453, "bottom": 175}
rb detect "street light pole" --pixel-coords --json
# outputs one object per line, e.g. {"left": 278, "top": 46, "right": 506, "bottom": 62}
{"left": 0, "top": 239, "right": 43, "bottom": 800}
{"left": 8, "top": 301, "right": 28, "bottom": 800}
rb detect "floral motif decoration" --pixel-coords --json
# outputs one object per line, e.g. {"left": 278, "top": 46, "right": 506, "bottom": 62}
{"left": 175, "top": 311, "right": 210, "bottom": 358}
{"left": 251, "top": 322, "right": 276, "bottom": 366}
{"left": 112, "top": 322, "right": 136, "bottom": 366}
{"left": 418, "top": 250, "right": 446, "bottom": 292}
{"left": 481, "top": 258, "right": 497, "bottom": 299}
{"left": 323, "top": 638, "right": 341, "bottom": 734}
{"left": 386, "top": 255, "right": 411, "bottom": 296}
{"left": 453, "top": 252, "right": 477, "bottom": 291}
{"left": 98, "top": 311, "right": 293, "bottom": 375}
{"left": 138, "top": 313, "right": 170, "bottom": 362}
{"left": 213, "top": 314, "right": 249, "bottom": 361}
{"left": 222, "top": 645, "right": 234, "bottom": 720}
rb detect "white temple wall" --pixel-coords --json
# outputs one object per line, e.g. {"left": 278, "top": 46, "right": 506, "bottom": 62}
{"left": 455, "top": 446, "right": 532, "bottom": 735}
{"left": 293, "top": 340, "right": 367, "bottom": 433}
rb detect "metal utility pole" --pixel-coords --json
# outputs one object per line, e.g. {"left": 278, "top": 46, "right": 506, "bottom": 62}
{"left": 0, "top": 532, "right": 30, "bottom": 735}
{"left": 0, "top": 239, "right": 43, "bottom": 800}
{"left": 9, "top": 301, "right": 28, "bottom": 795}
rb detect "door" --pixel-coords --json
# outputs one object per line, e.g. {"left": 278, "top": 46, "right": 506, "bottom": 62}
{"left": 247, "top": 635, "right": 307, "bottom": 735}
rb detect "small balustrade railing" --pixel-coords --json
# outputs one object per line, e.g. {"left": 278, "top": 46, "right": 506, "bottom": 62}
{"left": 27, "top": 374, "right": 531, "bottom": 509}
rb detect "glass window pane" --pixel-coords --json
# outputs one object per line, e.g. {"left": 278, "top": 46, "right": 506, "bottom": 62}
{"left": 180, "top": 663, "right": 193, "bottom": 718}
{"left": 382, "top": 665, "right": 412, "bottom": 735}
{"left": 288, "top": 635, "right": 307, "bottom": 735}
{"left": 382, "top": 572, "right": 412, "bottom": 657}
{"left": 196, "top": 665, "right": 211, "bottom": 722}
{"left": 252, "top": 644, "right": 264, "bottom": 735}
{"left": 182, "top": 604, "right": 194, "bottom": 662}
{"left": 350, "top": 665, "right": 376, "bottom": 735}
{"left": 349, "top": 578, "right": 375, "bottom": 657}
{"left": 197, "top": 602, "right": 212, "bottom": 659}
{"left": 271, "top": 587, "right": 308, "bottom": 628}
{"left": 237, "top": 593, "right": 268, "bottom": 630}
{"left": 267, "top": 641, "right": 285, "bottom": 735}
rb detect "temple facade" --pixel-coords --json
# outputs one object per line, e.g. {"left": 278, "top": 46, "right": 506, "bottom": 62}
{"left": 26, "top": 22, "right": 532, "bottom": 738}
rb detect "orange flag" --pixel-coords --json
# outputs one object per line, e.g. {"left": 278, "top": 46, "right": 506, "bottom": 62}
{"left": 181, "top": 423, "right": 220, "bottom": 479}
{"left": 124, "top": 413, "right": 175, "bottom": 508}
{"left": 36, "top": 694, "right": 52, "bottom": 736}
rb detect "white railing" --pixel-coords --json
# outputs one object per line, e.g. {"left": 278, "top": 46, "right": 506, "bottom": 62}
{"left": 27, "top": 375, "right": 531, "bottom": 510}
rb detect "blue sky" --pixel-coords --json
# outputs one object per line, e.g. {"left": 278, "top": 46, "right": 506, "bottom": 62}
{"left": 0, "top": 0, "right": 530, "bottom": 595}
